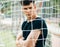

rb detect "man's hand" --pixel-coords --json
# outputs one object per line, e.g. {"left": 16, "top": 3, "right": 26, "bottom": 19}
{"left": 16, "top": 40, "right": 21, "bottom": 47}
{"left": 16, "top": 39, "right": 28, "bottom": 47}
{"left": 16, "top": 37, "right": 24, "bottom": 47}
{"left": 16, "top": 31, "right": 24, "bottom": 47}
{"left": 16, "top": 33, "right": 27, "bottom": 47}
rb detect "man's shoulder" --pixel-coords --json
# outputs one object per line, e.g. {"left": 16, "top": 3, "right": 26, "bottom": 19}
{"left": 23, "top": 21, "right": 27, "bottom": 23}
{"left": 35, "top": 17, "right": 45, "bottom": 21}
{"left": 22, "top": 20, "right": 28, "bottom": 26}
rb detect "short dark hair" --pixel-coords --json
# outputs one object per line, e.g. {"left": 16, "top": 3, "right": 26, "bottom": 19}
{"left": 20, "top": 0, "right": 35, "bottom": 6}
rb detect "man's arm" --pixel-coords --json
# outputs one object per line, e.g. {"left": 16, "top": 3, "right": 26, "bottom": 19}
{"left": 26, "top": 29, "right": 42, "bottom": 47}
{"left": 16, "top": 29, "right": 42, "bottom": 47}
{"left": 16, "top": 30, "right": 24, "bottom": 47}
{"left": 16, "top": 31, "right": 23, "bottom": 40}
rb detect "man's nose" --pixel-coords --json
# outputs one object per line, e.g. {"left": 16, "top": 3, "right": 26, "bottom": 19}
{"left": 27, "top": 9, "right": 31, "bottom": 13}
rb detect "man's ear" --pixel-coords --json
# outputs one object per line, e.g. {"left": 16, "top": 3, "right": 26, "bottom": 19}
{"left": 39, "top": 2, "right": 42, "bottom": 7}
{"left": 34, "top": 4, "right": 36, "bottom": 9}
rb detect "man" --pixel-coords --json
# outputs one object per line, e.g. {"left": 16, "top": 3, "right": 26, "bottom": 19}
{"left": 16, "top": 0, "right": 48, "bottom": 47}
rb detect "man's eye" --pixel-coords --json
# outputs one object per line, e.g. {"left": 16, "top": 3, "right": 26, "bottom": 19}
{"left": 29, "top": 7, "right": 32, "bottom": 9}
{"left": 24, "top": 8, "right": 27, "bottom": 10}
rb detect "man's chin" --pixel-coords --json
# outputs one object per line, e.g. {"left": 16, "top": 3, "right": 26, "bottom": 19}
{"left": 27, "top": 16, "right": 31, "bottom": 18}
{"left": 27, "top": 15, "right": 31, "bottom": 17}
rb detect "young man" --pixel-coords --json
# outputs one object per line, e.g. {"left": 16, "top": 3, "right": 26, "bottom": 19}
{"left": 16, "top": 0, "right": 48, "bottom": 47}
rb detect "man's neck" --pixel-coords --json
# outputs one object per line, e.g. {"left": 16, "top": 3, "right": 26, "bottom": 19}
{"left": 27, "top": 15, "right": 37, "bottom": 22}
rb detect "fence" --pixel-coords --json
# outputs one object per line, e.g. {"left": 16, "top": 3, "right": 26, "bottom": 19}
{"left": 0, "top": 0, "right": 60, "bottom": 47}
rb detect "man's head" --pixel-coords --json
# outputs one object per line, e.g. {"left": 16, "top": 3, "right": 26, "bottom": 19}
{"left": 20, "top": 0, "right": 37, "bottom": 19}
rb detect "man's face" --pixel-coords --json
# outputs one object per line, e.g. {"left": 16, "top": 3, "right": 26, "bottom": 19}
{"left": 22, "top": 3, "right": 36, "bottom": 18}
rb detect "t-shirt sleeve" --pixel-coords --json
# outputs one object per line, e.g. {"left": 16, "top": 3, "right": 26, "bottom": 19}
{"left": 42, "top": 20, "right": 48, "bottom": 38}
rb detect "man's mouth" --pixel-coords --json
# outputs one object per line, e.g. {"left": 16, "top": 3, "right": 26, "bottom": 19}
{"left": 27, "top": 14, "right": 31, "bottom": 16}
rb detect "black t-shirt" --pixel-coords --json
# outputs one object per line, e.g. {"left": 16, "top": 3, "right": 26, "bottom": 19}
{"left": 22, "top": 17, "right": 48, "bottom": 47}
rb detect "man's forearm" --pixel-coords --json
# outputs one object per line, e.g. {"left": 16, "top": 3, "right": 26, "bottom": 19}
{"left": 26, "top": 29, "right": 41, "bottom": 47}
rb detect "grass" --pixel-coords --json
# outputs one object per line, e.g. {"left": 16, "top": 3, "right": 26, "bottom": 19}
{"left": 0, "top": 30, "right": 16, "bottom": 47}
